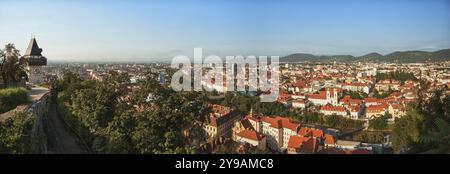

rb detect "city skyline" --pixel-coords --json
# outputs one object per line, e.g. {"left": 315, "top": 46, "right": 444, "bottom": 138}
{"left": 1, "top": 0, "right": 449, "bottom": 62}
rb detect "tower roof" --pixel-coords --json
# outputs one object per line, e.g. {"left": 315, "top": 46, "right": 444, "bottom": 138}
{"left": 23, "top": 38, "right": 47, "bottom": 66}
{"left": 24, "top": 38, "right": 43, "bottom": 56}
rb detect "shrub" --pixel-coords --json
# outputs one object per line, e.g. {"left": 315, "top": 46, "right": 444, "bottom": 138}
{"left": 0, "top": 111, "right": 35, "bottom": 154}
{"left": 0, "top": 88, "right": 30, "bottom": 114}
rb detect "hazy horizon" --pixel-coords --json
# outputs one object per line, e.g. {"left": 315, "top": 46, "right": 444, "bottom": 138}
{"left": 1, "top": 0, "right": 449, "bottom": 62}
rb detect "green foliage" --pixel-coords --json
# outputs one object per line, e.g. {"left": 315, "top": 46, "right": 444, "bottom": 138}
{"left": 0, "top": 87, "right": 30, "bottom": 113}
{"left": 0, "top": 43, "right": 28, "bottom": 88}
{"left": 376, "top": 71, "right": 416, "bottom": 83}
{"left": 354, "top": 131, "right": 385, "bottom": 144}
{"left": 413, "top": 90, "right": 450, "bottom": 153}
{"left": 391, "top": 90, "right": 450, "bottom": 154}
{"left": 55, "top": 70, "right": 207, "bottom": 154}
{"left": 369, "top": 113, "right": 391, "bottom": 130}
{"left": 323, "top": 114, "right": 365, "bottom": 131}
{"left": 391, "top": 107, "right": 424, "bottom": 153}
{"left": 287, "top": 111, "right": 363, "bottom": 131}
{"left": 253, "top": 102, "right": 285, "bottom": 116}
{"left": 0, "top": 111, "right": 35, "bottom": 154}
{"left": 373, "top": 90, "right": 392, "bottom": 99}
{"left": 221, "top": 93, "right": 287, "bottom": 116}
{"left": 418, "top": 118, "right": 450, "bottom": 153}
{"left": 342, "top": 90, "right": 367, "bottom": 99}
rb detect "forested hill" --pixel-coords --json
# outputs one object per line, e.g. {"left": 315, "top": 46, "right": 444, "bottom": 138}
{"left": 281, "top": 49, "right": 450, "bottom": 63}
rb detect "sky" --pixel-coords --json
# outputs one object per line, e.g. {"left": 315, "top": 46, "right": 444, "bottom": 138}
{"left": 0, "top": 0, "right": 449, "bottom": 62}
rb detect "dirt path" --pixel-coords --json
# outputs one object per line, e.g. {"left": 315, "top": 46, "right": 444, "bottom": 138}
{"left": 46, "top": 104, "right": 87, "bottom": 154}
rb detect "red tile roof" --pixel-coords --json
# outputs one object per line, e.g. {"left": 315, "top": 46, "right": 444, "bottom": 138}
{"left": 298, "top": 127, "right": 324, "bottom": 138}
{"left": 288, "top": 135, "right": 318, "bottom": 154}
{"left": 237, "top": 129, "right": 265, "bottom": 141}
{"left": 366, "top": 102, "right": 389, "bottom": 113}
{"left": 287, "top": 135, "right": 309, "bottom": 149}
{"left": 364, "top": 97, "right": 382, "bottom": 103}
{"left": 312, "top": 129, "right": 324, "bottom": 138}
{"left": 298, "top": 127, "right": 312, "bottom": 137}
{"left": 347, "top": 105, "right": 360, "bottom": 112}
{"left": 324, "top": 134, "right": 335, "bottom": 145}
{"left": 277, "top": 94, "right": 292, "bottom": 102}
{"left": 261, "top": 116, "right": 299, "bottom": 131}
{"left": 302, "top": 137, "right": 318, "bottom": 154}
{"left": 308, "top": 92, "right": 327, "bottom": 100}
{"left": 320, "top": 105, "right": 346, "bottom": 112}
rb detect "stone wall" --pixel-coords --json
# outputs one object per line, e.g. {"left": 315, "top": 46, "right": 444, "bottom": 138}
{"left": 29, "top": 92, "right": 50, "bottom": 153}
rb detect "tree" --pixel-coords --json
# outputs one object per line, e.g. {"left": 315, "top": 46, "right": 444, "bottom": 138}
{"left": 376, "top": 71, "right": 416, "bottom": 84}
{"left": 391, "top": 107, "right": 424, "bottom": 153}
{"left": 104, "top": 104, "right": 137, "bottom": 153}
{"left": 354, "top": 131, "right": 385, "bottom": 144}
{"left": 325, "top": 115, "right": 340, "bottom": 128}
{"left": 253, "top": 101, "right": 285, "bottom": 116}
{"left": 343, "top": 90, "right": 367, "bottom": 99}
{"left": 392, "top": 89, "right": 450, "bottom": 154}
{"left": 369, "top": 113, "right": 391, "bottom": 130}
{"left": 419, "top": 118, "right": 450, "bottom": 153}
{"left": 0, "top": 43, "right": 27, "bottom": 88}
{"left": 57, "top": 69, "right": 211, "bottom": 154}
{"left": 373, "top": 89, "right": 392, "bottom": 99}
{"left": 71, "top": 89, "right": 105, "bottom": 132}
{"left": 0, "top": 111, "right": 35, "bottom": 154}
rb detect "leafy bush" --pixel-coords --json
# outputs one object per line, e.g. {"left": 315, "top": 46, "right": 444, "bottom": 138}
{"left": 0, "top": 111, "right": 35, "bottom": 154}
{"left": 369, "top": 114, "right": 391, "bottom": 130}
{"left": 0, "top": 88, "right": 30, "bottom": 114}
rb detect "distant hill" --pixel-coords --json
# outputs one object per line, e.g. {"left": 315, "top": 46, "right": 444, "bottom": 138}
{"left": 280, "top": 49, "right": 450, "bottom": 63}
{"left": 358, "top": 52, "right": 383, "bottom": 61}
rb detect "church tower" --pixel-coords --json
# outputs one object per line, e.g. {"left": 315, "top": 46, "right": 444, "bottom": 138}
{"left": 22, "top": 37, "right": 47, "bottom": 84}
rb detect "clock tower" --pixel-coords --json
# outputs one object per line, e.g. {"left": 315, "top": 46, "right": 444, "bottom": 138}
{"left": 22, "top": 37, "right": 47, "bottom": 84}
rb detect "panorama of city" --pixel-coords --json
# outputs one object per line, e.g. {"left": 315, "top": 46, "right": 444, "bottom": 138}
{"left": 1, "top": 0, "right": 449, "bottom": 156}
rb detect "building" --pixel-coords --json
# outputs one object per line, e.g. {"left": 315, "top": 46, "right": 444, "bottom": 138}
{"left": 260, "top": 116, "right": 300, "bottom": 152}
{"left": 341, "top": 82, "right": 370, "bottom": 94}
{"left": 234, "top": 113, "right": 301, "bottom": 152}
{"left": 308, "top": 88, "right": 340, "bottom": 106}
{"left": 235, "top": 129, "right": 267, "bottom": 150}
{"left": 292, "top": 99, "right": 308, "bottom": 109}
{"left": 320, "top": 105, "right": 347, "bottom": 117}
{"left": 22, "top": 37, "right": 47, "bottom": 84}
{"left": 388, "top": 103, "right": 406, "bottom": 120}
{"left": 364, "top": 97, "right": 384, "bottom": 107}
{"left": 277, "top": 94, "right": 293, "bottom": 107}
{"left": 203, "top": 104, "right": 241, "bottom": 139}
{"left": 334, "top": 140, "right": 362, "bottom": 150}
{"left": 298, "top": 127, "right": 324, "bottom": 139}
{"left": 286, "top": 135, "right": 318, "bottom": 154}
{"left": 365, "top": 103, "right": 389, "bottom": 118}
{"left": 347, "top": 105, "right": 362, "bottom": 120}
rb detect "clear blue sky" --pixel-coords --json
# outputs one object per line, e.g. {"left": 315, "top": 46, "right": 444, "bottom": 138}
{"left": 0, "top": 0, "right": 449, "bottom": 62}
